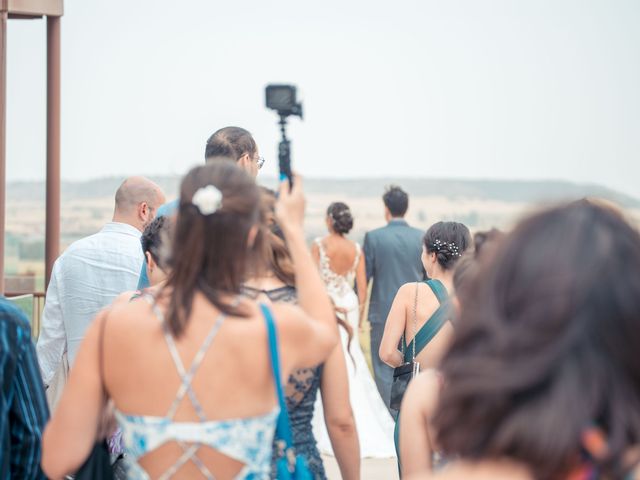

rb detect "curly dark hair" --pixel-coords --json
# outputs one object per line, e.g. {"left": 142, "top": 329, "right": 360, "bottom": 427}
{"left": 434, "top": 200, "right": 640, "bottom": 479}
{"left": 327, "top": 202, "right": 354, "bottom": 235}
{"left": 140, "top": 216, "right": 172, "bottom": 271}
{"left": 423, "top": 221, "right": 472, "bottom": 271}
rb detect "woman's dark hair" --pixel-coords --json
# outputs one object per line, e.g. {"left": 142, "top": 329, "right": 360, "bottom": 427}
{"left": 204, "top": 126, "right": 257, "bottom": 161}
{"left": 382, "top": 185, "right": 408, "bottom": 217}
{"left": 327, "top": 202, "right": 354, "bottom": 235}
{"left": 434, "top": 200, "right": 640, "bottom": 479}
{"left": 473, "top": 228, "right": 503, "bottom": 257}
{"left": 253, "top": 188, "right": 295, "bottom": 286}
{"left": 453, "top": 228, "right": 504, "bottom": 303}
{"left": 141, "top": 216, "right": 172, "bottom": 271}
{"left": 423, "top": 221, "right": 472, "bottom": 270}
{"left": 164, "top": 162, "right": 260, "bottom": 337}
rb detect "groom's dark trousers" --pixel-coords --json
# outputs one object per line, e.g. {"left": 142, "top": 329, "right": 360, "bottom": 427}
{"left": 363, "top": 219, "right": 424, "bottom": 416}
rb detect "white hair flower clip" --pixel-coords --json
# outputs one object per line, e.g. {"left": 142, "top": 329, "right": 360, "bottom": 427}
{"left": 192, "top": 185, "right": 223, "bottom": 216}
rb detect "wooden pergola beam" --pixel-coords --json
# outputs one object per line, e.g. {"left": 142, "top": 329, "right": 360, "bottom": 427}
{"left": 0, "top": 0, "right": 63, "bottom": 293}
{"left": 4, "top": 0, "right": 63, "bottom": 17}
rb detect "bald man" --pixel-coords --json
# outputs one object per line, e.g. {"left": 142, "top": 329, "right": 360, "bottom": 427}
{"left": 37, "top": 177, "right": 165, "bottom": 389}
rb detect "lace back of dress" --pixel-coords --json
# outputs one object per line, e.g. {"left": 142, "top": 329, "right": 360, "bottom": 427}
{"left": 315, "top": 238, "right": 360, "bottom": 297}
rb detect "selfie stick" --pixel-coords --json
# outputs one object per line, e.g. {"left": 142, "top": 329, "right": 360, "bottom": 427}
{"left": 278, "top": 114, "right": 293, "bottom": 188}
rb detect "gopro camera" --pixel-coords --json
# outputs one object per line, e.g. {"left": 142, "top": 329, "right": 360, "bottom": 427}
{"left": 265, "top": 84, "right": 303, "bottom": 119}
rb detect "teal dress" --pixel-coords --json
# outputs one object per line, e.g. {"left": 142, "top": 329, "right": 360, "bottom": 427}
{"left": 394, "top": 279, "right": 450, "bottom": 475}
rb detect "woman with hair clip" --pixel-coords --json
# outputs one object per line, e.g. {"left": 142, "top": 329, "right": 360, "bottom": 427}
{"left": 398, "top": 228, "right": 503, "bottom": 477}
{"left": 409, "top": 200, "right": 640, "bottom": 480}
{"left": 41, "top": 163, "right": 339, "bottom": 480}
{"left": 243, "top": 188, "right": 360, "bottom": 480}
{"left": 310, "top": 201, "right": 397, "bottom": 459}
{"left": 380, "top": 221, "right": 471, "bottom": 473}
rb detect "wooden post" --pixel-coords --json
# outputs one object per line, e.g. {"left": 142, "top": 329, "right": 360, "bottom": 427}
{"left": 45, "top": 15, "right": 61, "bottom": 288}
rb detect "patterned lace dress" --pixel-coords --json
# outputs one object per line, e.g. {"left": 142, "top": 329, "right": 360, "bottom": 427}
{"left": 242, "top": 285, "right": 327, "bottom": 480}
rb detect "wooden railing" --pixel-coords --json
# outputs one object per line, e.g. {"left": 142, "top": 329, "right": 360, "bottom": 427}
{"left": 5, "top": 292, "right": 46, "bottom": 339}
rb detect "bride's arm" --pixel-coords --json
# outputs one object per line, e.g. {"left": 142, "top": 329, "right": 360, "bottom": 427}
{"left": 379, "top": 284, "right": 410, "bottom": 367}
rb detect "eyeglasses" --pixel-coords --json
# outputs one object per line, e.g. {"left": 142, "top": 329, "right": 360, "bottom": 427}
{"left": 256, "top": 156, "right": 265, "bottom": 169}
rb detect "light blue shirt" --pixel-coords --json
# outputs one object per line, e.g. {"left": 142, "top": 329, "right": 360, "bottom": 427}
{"left": 136, "top": 199, "right": 178, "bottom": 290}
{"left": 36, "top": 222, "right": 144, "bottom": 385}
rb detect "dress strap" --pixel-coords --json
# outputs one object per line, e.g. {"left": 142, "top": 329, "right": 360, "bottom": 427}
{"left": 163, "top": 313, "right": 225, "bottom": 420}
{"left": 404, "top": 282, "right": 451, "bottom": 361}
{"left": 404, "top": 303, "right": 450, "bottom": 362}
{"left": 315, "top": 238, "right": 328, "bottom": 262}
{"left": 425, "top": 279, "right": 449, "bottom": 305}
{"left": 351, "top": 242, "right": 362, "bottom": 271}
{"left": 143, "top": 294, "right": 226, "bottom": 421}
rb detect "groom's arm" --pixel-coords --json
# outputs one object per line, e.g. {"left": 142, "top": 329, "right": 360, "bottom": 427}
{"left": 363, "top": 232, "right": 375, "bottom": 282}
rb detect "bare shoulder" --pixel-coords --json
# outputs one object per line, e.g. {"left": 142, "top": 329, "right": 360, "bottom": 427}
{"left": 100, "top": 295, "right": 159, "bottom": 337}
{"left": 270, "top": 302, "right": 302, "bottom": 329}
{"left": 111, "top": 290, "right": 138, "bottom": 308}
{"left": 397, "top": 281, "right": 425, "bottom": 299}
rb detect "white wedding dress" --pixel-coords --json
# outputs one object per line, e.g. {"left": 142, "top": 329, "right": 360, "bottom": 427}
{"left": 312, "top": 238, "right": 396, "bottom": 458}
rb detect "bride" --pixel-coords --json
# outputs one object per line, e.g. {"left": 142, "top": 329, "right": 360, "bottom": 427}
{"left": 311, "top": 202, "right": 396, "bottom": 458}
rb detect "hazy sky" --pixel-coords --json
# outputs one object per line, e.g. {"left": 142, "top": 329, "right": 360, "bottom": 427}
{"left": 8, "top": 0, "right": 640, "bottom": 197}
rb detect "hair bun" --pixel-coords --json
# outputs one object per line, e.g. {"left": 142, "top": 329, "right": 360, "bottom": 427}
{"left": 327, "top": 202, "right": 354, "bottom": 235}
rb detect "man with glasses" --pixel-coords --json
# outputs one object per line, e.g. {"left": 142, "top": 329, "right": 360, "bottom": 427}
{"left": 137, "top": 126, "right": 264, "bottom": 289}
{"left": 204, "top": 126, "right": 265, "bottom": 177}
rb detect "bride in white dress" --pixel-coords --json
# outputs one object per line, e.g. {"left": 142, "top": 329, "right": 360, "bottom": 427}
{"left": 311, "top": 202, "right": 396, "bottom": 458}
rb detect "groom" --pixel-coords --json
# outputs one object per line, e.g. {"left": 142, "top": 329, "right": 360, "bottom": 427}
{"left": 363, "top": 185, "right": 424, "bottom": 415}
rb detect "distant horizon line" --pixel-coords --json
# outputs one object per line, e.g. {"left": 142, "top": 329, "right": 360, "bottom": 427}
{"left": 3, "top": 173, "right": 620, "bottom": 188}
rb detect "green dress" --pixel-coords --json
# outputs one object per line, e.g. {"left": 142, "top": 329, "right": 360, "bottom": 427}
{"left": 394, "top": 279, "right": 450, "bottom": 476}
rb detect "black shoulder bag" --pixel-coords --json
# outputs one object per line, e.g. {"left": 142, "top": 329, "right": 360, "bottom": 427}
{"left": 389, "top": 282, "right": 420, "bottom": 411}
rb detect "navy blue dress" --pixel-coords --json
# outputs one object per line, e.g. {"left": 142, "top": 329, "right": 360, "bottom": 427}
{"left": 242, "top": 285, "right": 327, "bottom": 480}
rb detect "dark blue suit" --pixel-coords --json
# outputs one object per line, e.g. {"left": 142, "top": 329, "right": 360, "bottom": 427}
{"left": 363, "top": 219, "right": 424, "bottom": 412}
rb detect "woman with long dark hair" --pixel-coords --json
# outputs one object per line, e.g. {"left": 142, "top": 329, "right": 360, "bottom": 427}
{"left": 411, "top": 200, "right": 640, "bottom": 479}
{"left": 243, "top": 189, "right": 360, "bottom": 480}
{"left": 41, "top": 163, "right": 339, "bottom": 479}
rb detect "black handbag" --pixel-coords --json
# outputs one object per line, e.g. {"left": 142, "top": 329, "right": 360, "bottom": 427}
{"left": 390, "top": 282, "right": 420, "bottom": 411}
{"left": 75, "top": 314, "right": 115, "bottom": 480}
{"left": 74, "top": 440, "right": 113, "bottom": 480}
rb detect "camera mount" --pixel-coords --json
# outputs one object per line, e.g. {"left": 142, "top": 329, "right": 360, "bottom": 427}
{"left": 265, "top": 84, "right": 303, "bottom": 186}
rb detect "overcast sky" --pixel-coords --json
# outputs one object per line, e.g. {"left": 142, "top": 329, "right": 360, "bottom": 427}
{"left": 7, "top": 0, "right": 640, "bottom": 197}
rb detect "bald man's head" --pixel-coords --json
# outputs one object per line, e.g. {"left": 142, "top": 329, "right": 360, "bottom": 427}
{"left": 113, "top": 176, "right": 166, "bottom": 232}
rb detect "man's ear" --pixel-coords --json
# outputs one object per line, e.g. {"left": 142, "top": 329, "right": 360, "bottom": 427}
{"left": 139, "top": 202, "right": 150, "bottom": 220}
{"left": 145, "top": 251, "right": 155, "bottom": 272}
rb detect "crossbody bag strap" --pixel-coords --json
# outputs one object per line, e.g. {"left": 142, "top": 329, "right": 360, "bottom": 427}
{"left": 412, "top": 281, "right": 419, "bottom": 361}
{"left": 97, "top": 311, "right": 109, "bottom": 401}
{"left": 260, "top": 303, "right": 294, "bottom": 447}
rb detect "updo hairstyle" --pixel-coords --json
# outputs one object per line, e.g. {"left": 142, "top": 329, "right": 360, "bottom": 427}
{"left": 423, "top": 221, "right": 472, "bottom": 270}
{"left": 327, "top": 202, "right": 354, "bottom": 235}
